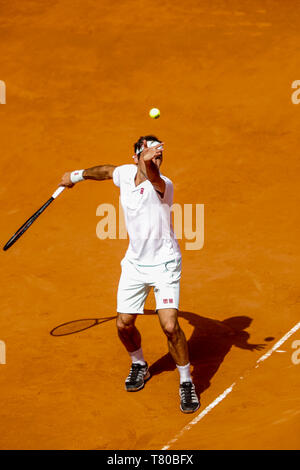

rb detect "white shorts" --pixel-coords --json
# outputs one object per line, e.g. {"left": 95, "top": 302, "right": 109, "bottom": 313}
{"left": 117, "top": 257, "right": 182, "bottom": 314}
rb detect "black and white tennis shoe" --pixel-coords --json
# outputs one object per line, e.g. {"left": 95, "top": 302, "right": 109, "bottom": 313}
{"left": 125, "top": 362, "right": 150, "bottom": 392}
{"left": 179, "top": 381, "right": 200, "bottom": 413}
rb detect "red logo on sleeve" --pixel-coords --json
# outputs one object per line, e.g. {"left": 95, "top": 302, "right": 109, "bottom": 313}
{"left": 163, "top": 298, "right": 168, "bottom": 304}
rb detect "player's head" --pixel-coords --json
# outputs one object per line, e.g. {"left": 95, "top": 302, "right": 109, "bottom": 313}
{"left": 133, "top": 135, "right": 163, "bottom": 168}
{"left": 222, "top": 316, "right": 252, "bottom": 331}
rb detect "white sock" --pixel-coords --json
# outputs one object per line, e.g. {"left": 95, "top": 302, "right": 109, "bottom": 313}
{"left": 129, "top": 347, "right": 146, "bottom": 366}
{"left": 176, "top": 363, "right": 192, "bottom": 384}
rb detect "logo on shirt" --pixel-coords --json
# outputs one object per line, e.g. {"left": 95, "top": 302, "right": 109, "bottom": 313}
{"left": 140, "top": 188, "right": 144, "bottom": 195}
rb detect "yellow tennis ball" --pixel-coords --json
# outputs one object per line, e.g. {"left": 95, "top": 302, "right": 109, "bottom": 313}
{"left": 149, "top": 107, "right": 160, "bottom": 119}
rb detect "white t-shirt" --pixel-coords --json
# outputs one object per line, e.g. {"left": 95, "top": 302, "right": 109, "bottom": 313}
{"left": 113, "top": 164, "right": 181, "bottom": 266}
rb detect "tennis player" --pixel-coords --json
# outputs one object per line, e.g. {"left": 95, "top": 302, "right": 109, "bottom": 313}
{"left": 60, "top": 135, "right": 199, "bottom": 413}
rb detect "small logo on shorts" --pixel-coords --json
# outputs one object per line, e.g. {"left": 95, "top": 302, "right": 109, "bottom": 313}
{"left": 163, "top": 298, "right": 174, "bottom": 304}
{"left": 140, "top": 188, "right": 144, "bottom": 194}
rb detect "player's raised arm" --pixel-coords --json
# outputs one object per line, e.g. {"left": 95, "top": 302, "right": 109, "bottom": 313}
{"left": 139, "top": 139, "right": 166, "bottom": 195}
{"left": 60, "top": 165, "right": 116, "bottom": 187}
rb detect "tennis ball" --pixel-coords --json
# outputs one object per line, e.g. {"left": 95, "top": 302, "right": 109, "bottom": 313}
{"left": 149, "top": 107, "right": 160, "bottom": 119}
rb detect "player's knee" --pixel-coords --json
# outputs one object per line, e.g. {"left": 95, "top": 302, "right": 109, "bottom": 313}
{"left": 116, "top": 316, "right": 135, "bottom": 334}
{"left": 162, "top": 319, "right": 179, "bottom": 339}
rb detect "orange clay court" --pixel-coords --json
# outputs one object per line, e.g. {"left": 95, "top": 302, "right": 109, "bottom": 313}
{"left": 0, "top": 0, "right": 299, "bottom": 450}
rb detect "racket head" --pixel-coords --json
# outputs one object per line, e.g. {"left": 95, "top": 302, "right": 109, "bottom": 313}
{"left": 3, "top": 218, "right": 35, "bottom": 251}
{"left": 3, "top": 197, "right": 53, "bottom": 251}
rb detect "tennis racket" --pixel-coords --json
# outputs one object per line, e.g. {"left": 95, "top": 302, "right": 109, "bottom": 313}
{"left": 3, "top": 186, "right": 65, "bottom": 251}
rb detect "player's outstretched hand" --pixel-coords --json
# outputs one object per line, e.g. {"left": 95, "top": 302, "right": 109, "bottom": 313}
{"left": 141, "top": 139, "right": 164, "bottom": 162}
{"left": 248, "top": 343, "right": 266, "bottom": 351}
{"left": 60, "top": 172, "right": 74, "bottom": 188}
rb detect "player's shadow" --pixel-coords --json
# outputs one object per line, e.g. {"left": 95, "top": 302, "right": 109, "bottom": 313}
{"left": 145, "top": 309, "right": 266, "bottom": 396}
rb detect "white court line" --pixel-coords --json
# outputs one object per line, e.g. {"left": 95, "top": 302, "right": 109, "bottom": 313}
{"left": 256, "top": 322, "right": 300, "bottom": 365}
{"left": 162, "top": 321, "right": 300, "bottom": 450}
{"left": 161, "top": 383, "right": 236, "bottom": 450}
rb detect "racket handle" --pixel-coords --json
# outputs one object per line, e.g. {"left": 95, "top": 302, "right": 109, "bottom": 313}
{"left": 52, "top": 186, "right": 65, "bottom": 199}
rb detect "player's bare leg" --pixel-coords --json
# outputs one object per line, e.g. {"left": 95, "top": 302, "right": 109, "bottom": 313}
{"left": 157, "top": 308, "right": 189, "bottom": 365}
{"left": 157, "top": 308, "right": 200, "bottom": 413}
{"left": 116, "top": 313, "right": 141, "bottom": 352}
{"left": 116, "top": 313, "right": 150, "bottom": 391}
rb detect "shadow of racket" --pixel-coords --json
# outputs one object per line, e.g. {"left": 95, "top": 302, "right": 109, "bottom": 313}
{"left": 50, "top": 316, "right": 116, "bottom": 336}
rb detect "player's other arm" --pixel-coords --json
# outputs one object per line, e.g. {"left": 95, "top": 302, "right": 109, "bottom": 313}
{"left": 60, "top": 165, "right": 116, "bottom": 187}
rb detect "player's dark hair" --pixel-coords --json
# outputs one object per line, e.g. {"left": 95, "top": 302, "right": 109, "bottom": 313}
{"left": 134, "top": 135, "right": 162, "bottom": 155}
